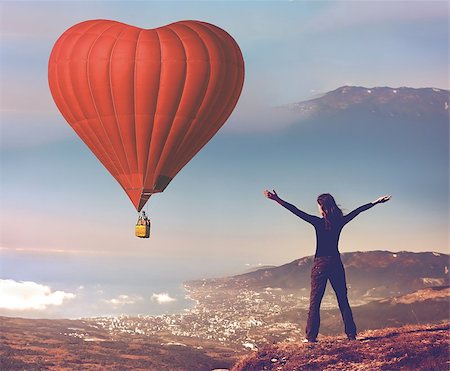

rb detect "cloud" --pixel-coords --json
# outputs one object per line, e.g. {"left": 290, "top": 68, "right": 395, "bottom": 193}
{"left": 226, "top": 103, "right": 299, "bottom": 134}
{"left": 0, "top": 246, "right": 113, "bottom": 257}
{"left": 0, "top": 279, "right": 75, "bottom": 310}
{"left": 0, "top": 210, "right": 133, "bottom": 256}
{"left": 224, "top": 83, "right": 301, "bottom": 133}
{"left": 151, "top": 292, "right": 176, "bottom": 304}
{"left": 104, "top": 294, "right": 143, "bottom": 307}
{"left": 305, "top": 1, "right": 448, "bottom": 34}
{"left": 0, "top": 1, "right": 110, "bottom": 39}
{"left": 0, "top": 64, "right": 73, "bottom": 150}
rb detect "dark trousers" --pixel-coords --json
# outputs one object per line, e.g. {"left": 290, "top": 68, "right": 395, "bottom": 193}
{"left": 305, "top": 255, "right": 356, "bottom": 340}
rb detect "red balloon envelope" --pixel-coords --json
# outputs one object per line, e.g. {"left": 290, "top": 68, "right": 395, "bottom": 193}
{"left": 48, "top": 19, "right": 244, "bottom": 211}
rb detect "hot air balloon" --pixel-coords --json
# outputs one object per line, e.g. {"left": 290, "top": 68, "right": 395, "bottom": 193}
{"left": 48, "top": 20, "right": 245, "bottom": 221}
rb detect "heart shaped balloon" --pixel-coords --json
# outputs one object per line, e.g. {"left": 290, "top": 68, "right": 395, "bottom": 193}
{"left": 48, "top": 19, "right": 244, "bottom": 211}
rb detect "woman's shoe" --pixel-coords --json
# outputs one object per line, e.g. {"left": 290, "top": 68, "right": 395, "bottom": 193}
{"left": 302, "top": 338, "right": 317, "bottom": 343}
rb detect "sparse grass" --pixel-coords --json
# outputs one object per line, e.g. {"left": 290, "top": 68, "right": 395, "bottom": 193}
{"left": 232, "top": 322, "right": 450, "bottom": 371}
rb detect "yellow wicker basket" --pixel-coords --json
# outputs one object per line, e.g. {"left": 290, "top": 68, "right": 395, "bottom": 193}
{"left": 135, "top": 224, "right": 148, "bottom": 238}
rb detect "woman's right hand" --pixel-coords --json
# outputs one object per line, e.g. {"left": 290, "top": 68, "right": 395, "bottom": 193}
{"left": 264, "top": 189, "right": 280, "bottom": 201}
{"left": 373, "top": 195, "right": 391, "bottom": 205}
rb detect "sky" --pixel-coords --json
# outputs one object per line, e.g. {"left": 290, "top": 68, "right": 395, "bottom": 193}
{"left": 0, "top": 0, "right": 448, "bottom": 318}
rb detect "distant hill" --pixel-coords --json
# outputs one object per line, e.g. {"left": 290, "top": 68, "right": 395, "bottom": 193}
{"left": 272, "top": 286, "right": 450, "bottom": 336}
{"left": 320, "top": 286, "right": 450, "bottom": 335}
{"left": 349, "top": 286, "right": 449, "bottom": 332}
{"left": 187, "top": 251, "right": 449, "bottom": 301}
{"left": 283, "top": 86, "right": 449, "bottom": 120}
{"left": 232, "top": 322, "right": 450, "bottom": 371}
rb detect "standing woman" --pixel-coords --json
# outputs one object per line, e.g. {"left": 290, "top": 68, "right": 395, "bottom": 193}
{"left": 264, "top": 191, "right": 391, "bottom": 342}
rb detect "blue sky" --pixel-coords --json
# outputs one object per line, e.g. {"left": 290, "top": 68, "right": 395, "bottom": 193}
{"left": 0, "top": 1, "right": 448, "bottom": 318}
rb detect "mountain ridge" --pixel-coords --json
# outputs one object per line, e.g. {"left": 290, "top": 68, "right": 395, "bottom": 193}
{"left": 282, "top": 85, "right": 449, "bottom": 120}
{"left": 186, "top": 250, "right": 449, "bottom": 302}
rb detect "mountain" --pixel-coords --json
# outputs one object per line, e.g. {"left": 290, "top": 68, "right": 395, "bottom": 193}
{"left": 283, "top": 86, "right": 449, "bottom": 120}
{"left": 348, "top": 286, "right": 449, "bottom": 332}
{"left": 2, "top": 250, "right": 448, "bottom": 369}
{"left": 232, "top": 322, "right": 449, "bottom": 371}
{"left": 186, "top": 251, "right": 449, "bottom": 301}
{"left": 273, "top": 286, "right": 450, "bottom": 336}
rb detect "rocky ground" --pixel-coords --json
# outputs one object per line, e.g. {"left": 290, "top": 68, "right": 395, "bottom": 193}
{"left": 232, "top": 322, "right": 450, "bottom": 371}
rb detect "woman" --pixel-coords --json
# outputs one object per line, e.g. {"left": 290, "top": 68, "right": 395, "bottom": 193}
{"left": 264, "top": 190, "right": 391, "bottom": 342}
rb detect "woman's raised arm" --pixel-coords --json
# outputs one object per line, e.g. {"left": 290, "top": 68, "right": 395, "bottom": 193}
{"left": 264, "top": 189, "right": 319, "bottom": 225}
{"left": 343, "top": 195, "right": 391, "bottom": 224}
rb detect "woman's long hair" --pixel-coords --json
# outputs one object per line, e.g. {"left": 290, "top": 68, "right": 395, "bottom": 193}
{"left": 317, "top": 193, "right": 343, "bottom": 230}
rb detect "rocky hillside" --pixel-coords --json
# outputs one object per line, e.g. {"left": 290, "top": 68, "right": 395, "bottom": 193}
{"left": 232, "top": 322, "right": 449, "bottom": 371}
{"left": 187, "top": 251, "right": 449, "bottom": 301}
{"left": 269, "top": 286, "right": 449, "bottom": 337}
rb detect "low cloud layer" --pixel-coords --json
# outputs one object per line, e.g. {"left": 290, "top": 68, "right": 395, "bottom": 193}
{"left": 104, "top": 294, "right": 143, "bottom": 307}
{"left": 0, "top": 279, "right": 75, "bottom": 310}
{"left": 225, "top": 97, "right": 300, "bottom": 134}
{"left": 151, "top": 292, "right": 176, "bottom": 304}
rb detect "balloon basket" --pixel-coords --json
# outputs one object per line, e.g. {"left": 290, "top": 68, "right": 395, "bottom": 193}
{"left": 135, "top": 212, "right": 150, "bottom": 238}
